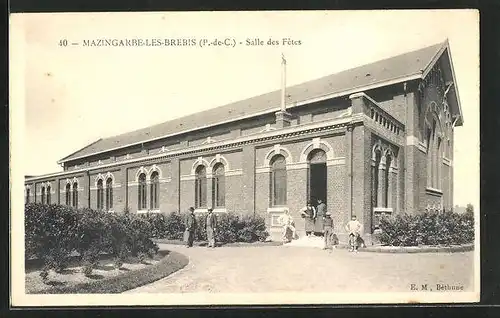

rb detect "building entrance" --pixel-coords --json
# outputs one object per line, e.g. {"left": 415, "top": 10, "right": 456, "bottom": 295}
{"left": 307, "top": 149, "right": 327, "bottom": 206}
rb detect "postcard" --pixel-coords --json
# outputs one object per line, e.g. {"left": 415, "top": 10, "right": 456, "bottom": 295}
{"left": 10, "top": 9, "right": 480, "bottom": 306}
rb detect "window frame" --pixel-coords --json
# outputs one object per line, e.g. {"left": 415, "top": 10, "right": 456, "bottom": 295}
{"left": 212, "top": 163, "right": 225, "bottom": 208}
{"left": 149, "top": 171, "right": 159, "bottom": 210}
{"left": 106, "top": 178, "right": 113, "bottom": 211}
{"left": 72, "top": 182, "right": 78, "bottom": 208}
{"left": 138, "top": 173, "right": 147, "bottom": 210}
{"left": 195, "top": 165, "right": 207, "bottom": 209}
{"left": 97, "top": 179, "right": 104, "bottom": 210}
{"left": 269, "top": 154, "right": 287, "bottom": 207}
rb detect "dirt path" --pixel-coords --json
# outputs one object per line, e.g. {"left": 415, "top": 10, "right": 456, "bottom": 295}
{"left": 124, "top": 244, "right": 474, "bottom": 293}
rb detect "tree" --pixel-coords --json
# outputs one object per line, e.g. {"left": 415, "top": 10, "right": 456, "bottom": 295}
{"left": 466, "top": 203, "right": 474, "bottom": 214}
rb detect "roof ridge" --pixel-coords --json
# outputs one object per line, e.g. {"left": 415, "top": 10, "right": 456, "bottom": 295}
{"left": 98, "top": 41, "right": 446, "bottom": 141}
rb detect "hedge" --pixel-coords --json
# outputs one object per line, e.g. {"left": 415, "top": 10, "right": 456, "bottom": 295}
{"left": 139, "top": 211, "right": 269, "bottom": 243}
{"left": 25, "top": 203, "right": 159, "bottom": 278}
{"left": 377, "top": 210, "right": 474, "bottom": 246}
{"left": 25, "top": 203, "right": 269, "bottom": 279}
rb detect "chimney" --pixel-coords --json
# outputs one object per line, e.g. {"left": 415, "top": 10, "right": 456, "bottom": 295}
{"left": 275, "top": 53, "right": 293, "bottom": 129}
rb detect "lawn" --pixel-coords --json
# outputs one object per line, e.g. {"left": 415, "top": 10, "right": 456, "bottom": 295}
{"left": 25, "top": 249, "right": 189, "bottom": 294}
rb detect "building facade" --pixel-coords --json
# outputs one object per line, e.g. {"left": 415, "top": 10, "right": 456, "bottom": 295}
{"left": 24, "top": 40, "right": 463, "bottom": 240}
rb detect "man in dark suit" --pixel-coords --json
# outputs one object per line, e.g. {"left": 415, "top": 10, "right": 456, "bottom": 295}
{"left": 206, "top": 208, "right": 217, "bottom": 248}
{"left": 185, "top": 207, "right": 197, "bottom": 247}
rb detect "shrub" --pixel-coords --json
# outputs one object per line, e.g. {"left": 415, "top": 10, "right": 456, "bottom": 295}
{"left": 237, "top": 215, "right": 268, "bottom": 243}
{"left": 164, "top": 212, "right": 185, "bottom": 240}
{"left": 175, "top": 212, "right": 268, "bottom": 244}
{"left": 25, "top": 203, "right": 79, "bottom": 272}
{"left": 24, "top": 203, "right": 160, "bottom": 277}
{"left": 140, "top": 213, "right": 167, "bottom": 239}
{"left": 378, "top": 211, "right": 474, "bottom": 246}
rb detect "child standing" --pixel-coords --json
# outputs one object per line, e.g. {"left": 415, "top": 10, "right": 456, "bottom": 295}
{"left": 323, "top": 211, "right": 334, "bottom": 250}
{"left": 345, "top": 215, "right": 363, "bottom": 252}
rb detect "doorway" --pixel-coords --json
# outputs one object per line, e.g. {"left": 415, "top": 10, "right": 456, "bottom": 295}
{"left": 309, "top": 163, "right": 327, "bottom": 206}
{"left": 307, "top": 149, "right": 328, "bottom": 206}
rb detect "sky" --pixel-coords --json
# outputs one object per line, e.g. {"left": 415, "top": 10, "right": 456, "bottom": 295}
{"left": 12, "top": 10, "right": 479, "bottom": 209}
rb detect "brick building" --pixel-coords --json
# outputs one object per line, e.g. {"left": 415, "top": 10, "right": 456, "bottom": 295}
{"left": 25, "top": 40, "right": 463, "bottom": 240}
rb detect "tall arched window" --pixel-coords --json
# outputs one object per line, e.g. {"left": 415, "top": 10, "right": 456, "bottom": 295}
{"left": 270, "top": 154, "right": 287, "bottom": 206}
{"left": 41, "top": 187, "right": 46, "bottom": 204}
{"left": 384, "top": 154, "right": 392, "bottom": 208}
{"left": 195, "top": 165, "right": 207, "bottom": 209}
{"left": 46, "top": 185, "right": 51, "bottom": 204}
{"left": 65, "top": 183, "right": 71, "bottom": 205}
{"left": 72, "top": 182, "right": 78, "bottom": 208}
{"left": 371, "top": 149, "right": 382, "bottom": 210}
{"left": 106, "top": 178, "right": 113, "bottom": 211}
{"left": 138, "top": 173, "right": 147, "bottom": 210}
{"left": 26, "top": 188, "right": 30, "bottom": 204}
{"left": 150, "top": 171, "right": 159, "bottom": 210}
{"left": 212, "top": 163, "right": 225, "bottom": 208}
{"left": 97, "top": 179, "right": 104, "bottom": 210}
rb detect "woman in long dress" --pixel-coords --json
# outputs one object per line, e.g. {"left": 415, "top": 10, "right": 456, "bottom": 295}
{"left": 301, "top": 201, "right": 316, "bottom": 237}
{"left": 314, "top": 199, "right": 327, "bottom": 234}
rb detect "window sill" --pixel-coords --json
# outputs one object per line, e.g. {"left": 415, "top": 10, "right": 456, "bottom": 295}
{"left": 267, "top": 207, "right": 289, "bottom": 213}
{"left": 373, "top": 207, "right": 393, "bottom": 213}
{"left": 426, "top": 187, "right": 443, "bottom": 196}
{"left": 194, "top": 208, "right": 208, "bottom": 213}
{"left": 417, "top": 142, "right": 427, "bottom": 153}
{"left": 213, "top": 208, "right": 227, "bottom": 213}
{"left": 137, "top": 209, "right": 161, "bottom": 214}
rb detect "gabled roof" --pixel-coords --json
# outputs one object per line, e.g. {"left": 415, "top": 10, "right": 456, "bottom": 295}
{"left": 59, "top": 40, "right": 460, "bottom": 163}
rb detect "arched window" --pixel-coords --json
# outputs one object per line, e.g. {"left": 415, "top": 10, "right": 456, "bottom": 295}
{"left": 138, "top": 173, "right": 147, "bottom": 210}
{"left": 97, "top": 179, "right": 104, "bottom": 210}
{"left": 41, "top": 186, "right": 46, "bottom": 204}
{"left": 425, "top": 114, "right": 443, "bottom": 190}
{"left": 371, "top": 149, "right": 382, "bottom": 210}
{"left": 65, "top": 183, "right": 71, "bottom": 205}
{"left": 106, "top": 178, "right": 113, "bottom": 211}
{"left": 72, "top": 182, "right": 78, "bottom": 208}
{"left": 46, "top": 185, "right": 51, "bottom": 204}
{"left": 195, "top": 165, "right": 207, "bottom": 208}
{"left": 150, "top": 171, "right": 159, "bottom": 210}
{"left": 212, "top": 163, "right": 225, "bottom": 208}
{"left": 270, "top": 154, "right": 287, "bottom": 206}
{"left": 384, "top": 154, "right": 392, "bottom": 208}
{"left": 26, "top": 188, "right": 30, "bottom": 204}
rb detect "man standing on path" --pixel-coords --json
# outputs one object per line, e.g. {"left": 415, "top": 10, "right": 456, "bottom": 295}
{"left": 206, "top": 208, "right": 217, "bottom": 248}
{"left": 185, "top": 207, "right": 197, "bottom": 248}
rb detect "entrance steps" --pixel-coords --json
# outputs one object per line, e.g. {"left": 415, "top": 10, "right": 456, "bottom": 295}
{"left": 283, "top": 235, "right": 325, "bottom": 249}
{"left": 278, "top": 233, "right": 374, "bottom": 249}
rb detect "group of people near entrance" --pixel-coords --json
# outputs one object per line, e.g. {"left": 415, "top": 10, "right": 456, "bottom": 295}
{"left": 183, "top": 199, "right": 364, "bottom": 252}
{"left": 279, "top": 199, "right": 364, "bottom": 252}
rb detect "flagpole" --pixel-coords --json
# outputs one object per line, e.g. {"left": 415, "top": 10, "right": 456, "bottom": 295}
{"left": 281, "top": 53, "right": 286, "bottom": 112}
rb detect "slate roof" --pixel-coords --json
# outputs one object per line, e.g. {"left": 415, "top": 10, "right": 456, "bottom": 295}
{"left": 60, "top": 41, "right": 448, "bottom": 163}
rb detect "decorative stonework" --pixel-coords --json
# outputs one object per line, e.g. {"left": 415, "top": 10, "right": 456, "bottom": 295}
{"left": 208, "top": 154, "right": 230, "bottom": 171}
{"left": 299, "top": 137, "right": 335, "bottom": 163}
{"left": 262, "top": 144, "right": 293, "bottom": 167}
